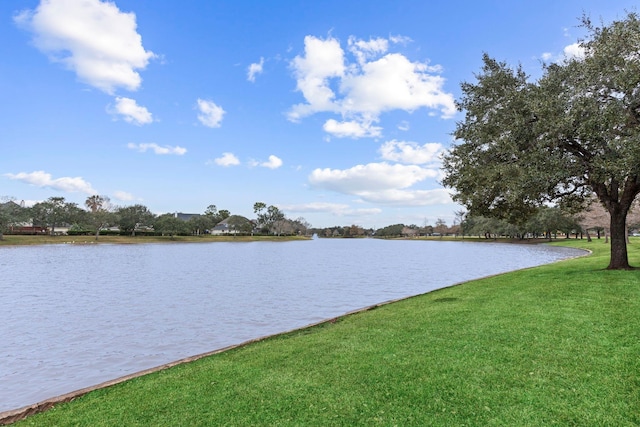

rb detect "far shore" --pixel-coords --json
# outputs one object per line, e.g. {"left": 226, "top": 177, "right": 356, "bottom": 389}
{"left": 0, "top": 234, "right": 312, "bottom": 246}
{"left": 0, "top": 233, "right": 601, "bottom": 247}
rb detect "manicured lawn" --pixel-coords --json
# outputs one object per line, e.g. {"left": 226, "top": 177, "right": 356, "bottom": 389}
{"left": 10, "top": 239, "right": 640, "bottom": 426}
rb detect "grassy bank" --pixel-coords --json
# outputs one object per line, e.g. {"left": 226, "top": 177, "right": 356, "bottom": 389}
{"left": 0, "top": 234, "right": 310, "bottom": 246}
{"left": 10, "top": 239, "right": 640, "bottom": 426}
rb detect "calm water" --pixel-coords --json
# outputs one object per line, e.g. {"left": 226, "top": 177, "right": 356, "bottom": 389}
{"left": 0, "top": 238, "right": 583, "bottom": 412}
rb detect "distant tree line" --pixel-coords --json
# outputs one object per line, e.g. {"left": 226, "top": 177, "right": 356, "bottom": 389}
{"left": 308, "top": 198, "right": 640, "bottom": 241}
{"left": 0, "top": 196, "right": 310, "bottom": 240}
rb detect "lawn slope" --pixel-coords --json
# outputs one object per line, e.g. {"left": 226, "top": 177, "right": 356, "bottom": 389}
{"left": 11, "top": 239, "right": 640, "bottom": 426}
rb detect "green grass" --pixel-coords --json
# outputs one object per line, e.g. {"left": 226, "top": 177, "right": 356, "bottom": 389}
{"left": 10, "top": 239, "right": 640, "bottom": 426}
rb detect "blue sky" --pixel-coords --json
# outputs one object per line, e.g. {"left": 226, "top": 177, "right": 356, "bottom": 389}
{"left": 1, "top": 1, "right": 636, "bottom": 228}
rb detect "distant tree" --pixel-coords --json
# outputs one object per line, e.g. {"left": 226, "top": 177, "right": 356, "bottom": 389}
{"left": 253, "top": 202, "right": 267, "bottom": 232}
{"left": 293, "top": 217, "right": 311, "bottom": 235}
{"left": 30, "top": 197, "right": 72, "bottom": 235}
{"left": 84, "top": 195, "right": 114, "bottom": 240}
{"left": 188, "top": 215, "right": 213, "bottom": 235}
{"left": 434, "top": 218, "right": 448, "bottom": 237}
{"left": 116, "top": 204, "right": 155, "bottom": 236}
{"left": 0, "top": 197, "right": 26, "bottom": 240}
{"left": 401, "top": 226, "right": 418, "bottom": 238}
{"left": 204, "top": 204, "right": 219, "bottom": 217}
{"left": 375, "top": 224, "right": 404, "bottom": 237}
{"left": 422, "top": 225, "right": 434, "bottom": 236}
{"left": 224, "top": 215, "right": 253, "bottom": 235}
{"left": 464, "top": 216, "right": 508, "bottom": 239}
{"left": 526, "top": 206, "right": 577, "bottom": 240}
{"left": 443, "top": 14, "right": 640, "bottom": 269}
{"left": 253, "top": 203, "right": 285, "bottom": 234}
{"left": 153, "top": 213, "right": 189, "bottom": 238}
{"left": 346, "top": 224, "right": 364, "bottom": 237}
{"left": 204, "top": 204, "right": 231, "bottom": 226}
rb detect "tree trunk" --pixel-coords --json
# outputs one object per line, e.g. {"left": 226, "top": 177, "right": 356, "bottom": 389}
{"left": 608, "top": 209, "right": 631, "bottom": 270}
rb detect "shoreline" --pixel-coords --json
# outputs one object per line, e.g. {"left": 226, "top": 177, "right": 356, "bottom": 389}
{"left": 0, "top": 244, "right": 590, "bottom": 424}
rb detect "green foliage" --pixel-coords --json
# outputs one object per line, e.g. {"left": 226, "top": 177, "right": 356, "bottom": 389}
{"left": 116, "top": 204, "right": 155, "bottom": 236}
{"left": 443, "top": 13, "right": 640, "bottom": 268}
{"left": 253, "top": 202, "right": 285, "bottom": 234}
{"left": 29, "top": 197, "right": 87, "bottom": 235}
{"left": 375, "top": 223, "right": 405, "bottom": 237}
{"left": 153, "top": 213, "right": 190, "bottom": 237}
{"left": 187, "top": 214, "right": 213, "bottom": 235}
{"left": 224, "top": 214, "right": 253, "bottom": 234}
{"left": 0, "top": 199, "right": 27, "bottom": 237}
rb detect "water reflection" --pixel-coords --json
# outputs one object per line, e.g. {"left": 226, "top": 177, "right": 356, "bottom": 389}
{"left": 0, "top": 239, "right": 582, "bottom": 412}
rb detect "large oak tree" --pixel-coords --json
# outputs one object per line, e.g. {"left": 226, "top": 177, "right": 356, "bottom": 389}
{"left": 443, "top": 13, "right": 640, "bottom": 269}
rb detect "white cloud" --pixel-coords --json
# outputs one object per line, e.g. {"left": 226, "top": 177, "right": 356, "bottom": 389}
{"left": 280, "top": 202, "right": 382, "bottom": 217}
{"left": 323, "top": 118, "right": 382, "bottom": 138}
{"left": 110, "top": 97, "right": 153, "bottom": 125}
{"left": 348, "top": 36, "right": 388, "bottom": 65}
{"left": 379, "top": 140, "right": 443, "bottom": 164}
{"left": 288, "top": 35, "right": 455, "bottom": 136}
{"left": 310, "top": 162, "right": 436, "bottom": 192}
{"left": 563, "top": 43, "right": 585, "bottom": 60}
{"left": 113, "top": 190, "right": 136, "bottom": 201}
{"left": 308, "top": 162, "right": 447, "bottom": 206}
{"left": 127, "top": 143, "right": 186, "bottom": 155}
{"left": 340, "top": 53, "right": 452, "bottom": 115}
{"left": 389, "top": 34, "right": 412, "bottom": 45}
{"left": 260, "top": 155, "right": 283, "bottom": 169}
{"left": 541, "top": 42, "right": 586, "bottom": 63}
{"left": 15, "top": 0, "right": 155, "bottom": 94}
{"left": 247, "top": 57, "right": 264, "bottom": 82}
{"left": 288, "top": 35, "right": 346, "bottom": 121}
{"left": 196, "top": 98, "right": 225, "bottom": 128}
{"left": 249, "top": 155, "right": 283, "bottom": 169}
{"left": 5, "top": 170, "right": 97, "bottom": 194}
{"left": 354, "top": 188, "right": 452, "bottom": 205}
{"left": 214, "top": 152, "right": 240, "bottom": 166}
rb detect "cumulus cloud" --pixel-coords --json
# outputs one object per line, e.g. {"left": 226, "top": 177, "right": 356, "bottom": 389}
{"left": 563, "top": 42, "right": 586, "bottom": 60}
{"left": 110, "top": 97, "right": 153, "bottom": 125}
{"left": 5, "top": 170, "right": 97, "bottom": 194}
{"left": 308, "top": 162, "right": 447, "bottom": 206}
{"left": 196, "top": 98, "right": 225, "bottom": 128}
{"left": 253, "top": 155, "right": 283, "bottom": 169}
{"left": 214, "top": 152, "right": 240, "bottom": 166}
{"left": 247, "top": 57, "right": 264, "bottom": 82}
{"left": 288, "top": 34, "right": 455, "bottom": 138}
{"left": 348, "top": 36, "right": 388, "bottom": 65}
{"left": 15, "top": 0, "right": 155, "bottom": 94}
{"left": 379, "top": 140, "right": 443, "bottom": 164}
{"left": 127, "top": 143, "right": 186, "bottom": 155}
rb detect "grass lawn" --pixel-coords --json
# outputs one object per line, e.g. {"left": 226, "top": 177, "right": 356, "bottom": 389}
{"left": 8, "top": 238, "right": 640, "bottom": 426}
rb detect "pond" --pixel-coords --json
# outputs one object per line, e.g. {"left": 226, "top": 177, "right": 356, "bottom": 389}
{"left": 0, "top": 238, "right": 583, "bottom": 413}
